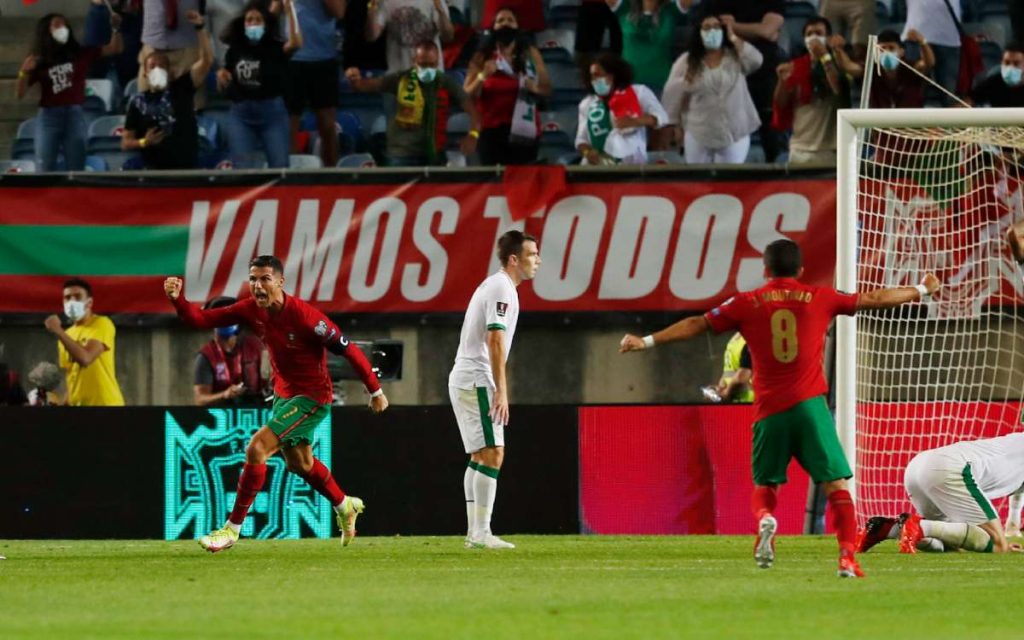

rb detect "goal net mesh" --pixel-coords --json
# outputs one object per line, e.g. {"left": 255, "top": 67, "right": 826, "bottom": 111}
{"left": 853, "top": 123, "right": 1024, "bottom": 523}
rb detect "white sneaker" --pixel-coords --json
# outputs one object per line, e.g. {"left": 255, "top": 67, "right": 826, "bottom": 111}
{"left": 754, "top": 515, "right": 777, "bottom": 569}
{"left": 470, "top": 533, "right": 516, "bottom": 549}
{"left": 464, "top": 535, "right": 474, "bottom": 549}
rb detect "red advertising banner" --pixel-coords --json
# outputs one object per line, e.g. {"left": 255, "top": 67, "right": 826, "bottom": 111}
{"left": 0, "top": 175, "right": 836, "bottom": 314}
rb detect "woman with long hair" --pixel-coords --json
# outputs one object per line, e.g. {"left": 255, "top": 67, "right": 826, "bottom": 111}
{"left": 464, "top": 7, "right": 551, "bottom": 165}
{"left": 605, "top": 0, "right": 692, "bottom": 90}
{"left": 217, "top": 0, "right": 303, "bottom": 168}
{"left": 15, "top": 12, "right": 123, "bottom": 171}
{"left": 660, "top": 14, "right": 762, "bottom": 164}
{"left": 575, "top": 52, "right": 667, "bottom": 165}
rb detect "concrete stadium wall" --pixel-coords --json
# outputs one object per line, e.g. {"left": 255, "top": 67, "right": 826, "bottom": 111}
{"left": 0, "top": 321, "right": 734, "bottom": 406}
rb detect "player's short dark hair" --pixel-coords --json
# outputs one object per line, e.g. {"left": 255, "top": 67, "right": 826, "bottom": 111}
{"left": 877, "top": 29, "right": 902, "bottom": 45}
{"left": 803, "top": 16, "right": 832, "bottom": 36}
{"left": 249, "top": 255, "right": 284, "bottom": 274}
{"left": 62, "top": 277, "right": 92, "bottom": 296}
{"left": 1005, "top": 41, "right": 1024, "bottom": 55}
{"left": 204, "top": 296, "right": 236, "bottom": 310}
{"left": 414, "top": 39, "right": 439, "bottom": 52}
{"left": 497, "top": 230, "right": 538, "bottom": 266}
{"left": 764, "top": 240, "right": 802, "bottom": 277}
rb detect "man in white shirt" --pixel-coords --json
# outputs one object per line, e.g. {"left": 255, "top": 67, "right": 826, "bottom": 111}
{"left": 449, "top": 230, "right": 541, "bottom": 549}
{"left": 902, "top": 0, "right": 961, "bottom": 98}
{"left": 366, "top": 0, "right": 454, "bottom": 72}
{"left": 858, "top": 433, "right": 1024, "bottom": 554}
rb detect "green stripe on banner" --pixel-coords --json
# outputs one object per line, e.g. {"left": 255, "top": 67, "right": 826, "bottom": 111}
{"left": 962, "top": 464, "right": 998, "bottom": 521}
{"left": 0, "top": 225, "right": 189, "bottom": 276}
{"left": 475, "top": 387, "right": 495, "bottom": 448}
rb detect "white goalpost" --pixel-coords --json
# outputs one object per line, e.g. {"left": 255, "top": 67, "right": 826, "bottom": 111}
{"left": 836, "top": 107, "right": 1024, "bottom": 522}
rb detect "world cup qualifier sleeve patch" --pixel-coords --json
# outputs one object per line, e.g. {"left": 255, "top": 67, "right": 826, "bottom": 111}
{"left": 496, "top": 302, "right": 508, "bottom": 317}
{"left": 314, "top": 320, "right": 328, "bottom": 336}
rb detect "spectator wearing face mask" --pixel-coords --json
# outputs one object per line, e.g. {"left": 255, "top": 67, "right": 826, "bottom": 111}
{"left": 14, "top": 13, "right": 123, "bottom": 171}
{"left": 44, "top": 278, "right": 125, "bottom": 407}
{"left": 217, "top": 0, "right": 303, "bottom": 168}
{"left": 346, "top": 40, "right": 480, "bottom": 166}
{"left": 772, "top": 16, "right": 858, "bottom": 165}
{"left": 576, "top": 53, "right": 667, "bottom": 165}
{"left": 464, "top": 7, "right": 551, "bottom": 165}
{"left": 193, "top": 296, "right": 269, "bottom": 407}
{"left": 661, "top": 13, "right": 761, "bottom": 164}
{"left": 969, "top": 44, "right": 1024, "bottom": 107}
{"left": 864, "top": 30, "right": 934, "bottom": 108}
{"left": 138, "top": 0, "right": 202, "bottom": 93}
{"left": 122, "top": 10, "right": 214, "bottom": 169}
{"left": 606, "top": 0, "right": 694, "bottom": 90}
{"left": 367, "top": 0, "right": 455, "bottom": 73}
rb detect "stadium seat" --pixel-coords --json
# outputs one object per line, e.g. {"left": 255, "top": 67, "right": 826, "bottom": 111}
{"left": 746, "top": 142, "right": 766, "bottom": 164}
{"left": 289, "top": 154, "right": 323, "bottom": 169}
{"left": 540, "top": 109, "right": 578, "bottom": 137}
{"left": 537, "top": 28, "right": 575, "bottom": 63}
{"left": 783, "top": 1, "right": 817, "bottom": 19}
{"left": 446, "top": 150, "right": 467, "bottom": 167}
{"left": 979, "top": 40, "right": 1003, "bottom": 73}
{"left": 13, "top": 117, "right": 36, "bottom": 159}
{"left": 646, "top": 150, "right": 685, "bottom": 165}
{"left": 0, "top": 159, "right": 36, "bottom": 173}
{"left": 337, "top": 153, "right": 377, "bottom": 168}
{"left": 554, "top": 151, "right": 581, "bottom": 165}
{"left": 93, "top": 151, "right": 141, "bottom": 170}
{"left": 546, "top": 61, "right": 584, "bottom": 91}
{"left": 447, "top": 111, "right": 471, "bottom": 138}
{"left": 548, "top": 0, "right": 581, "bottom": 28}
{"left": 86, "top": 115, "right": 126, "bottom": 153}
{"left": 123, "top": 78, "right": 139, "bottom": 103}
{"left": 85, "top": 78, "right": 114, "bottom": 113}
{"left": 445, "top": 68, "right": 467, "bottom": 88}
{"left": 965, "top": 21, "right": 1008, "bottom": 49}
{"left": 336, "top": 109, "right": 372, "bottom": 142}
{"left": 874, "top": 0, "right": 890, "bottom": 22}
{"left": 84, "top": 155, "right": 108, "bottom": 172}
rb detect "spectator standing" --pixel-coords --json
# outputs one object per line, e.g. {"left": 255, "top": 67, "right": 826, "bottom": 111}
{"left": 481, "top": 0, "right": 545, "bottom": 33}
{"left": 772, "top": 17, "right": 854, "bottom": 165}
{"left": 576, "top": 53, "right": 667, "bottom": 165}
{"left": 576, "top": 0, "right": 623, "bottom": 63}
{"left": 902, "top": 0, "right": 960, "bottom": 97}
{"left": 341, "top": 0, "right": 388, "bottom": 70}
{"left": 818, "top": 0, "right": 874, "bottom": 61}
{"left": 606, "top": 0, "right": 694, "bottom": 90}
{"left": 464, "top": 8, "right": 551, "bottom": 165}
{"left": 286, "top": 0, "right": 346, "bottom": 168}
{"left": 122, "top": 10, "right": 214, "bottom": 169}
{"left": 139, "top": 0, "right": 201, "bottom": 92}
{"left": 969, "top": 44, "right": 1024, "bottom": 107}
{"left": 218, "top": 0, "right": 303, "bottom": 168}
{"left": 367, "top": 0, "right": 455, "bottom": 72}
{"left": 346, "top": 41, "right": 480, "bottom": 166}
{"left": 698, "top": 0, "right": 783, "bottom": 162}
{"left": 15, "top": 12, "right": 123, "bottom": 171}
{"left": 194, "top": 297, "right": 269, "bottom": 407}
{"left": 661, "top": 14, "right": 761, "bottom": 164}
{"left": 864, "top": 30, "right": 934, "bottom": 108}
{"left": 45, "top": 278, "right": 125, "bottom": 407}
{"left": 84, "top": 0, "right": 143, "bottom": 90}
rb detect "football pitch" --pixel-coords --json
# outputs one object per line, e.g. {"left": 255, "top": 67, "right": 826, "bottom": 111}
{"left": 1, "top": 535, "right": 1018, "bottom": 639}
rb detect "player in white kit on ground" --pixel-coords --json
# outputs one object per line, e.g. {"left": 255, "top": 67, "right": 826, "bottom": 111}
{"left": 858, "top": 433, "right": 1024, "bottom": 554}
{"left": 449, "top": 230, "right": 541, "bottom": 549}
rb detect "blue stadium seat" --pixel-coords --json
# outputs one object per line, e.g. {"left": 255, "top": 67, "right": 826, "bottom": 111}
{"left": 447, "top": 111, "right": 471, "bottom": 137}
{"left": 84, "top": 155, "right": 108, "bottom": 171}
{"left": 783, "top": 1, "right": 817, "bottom": 19}
{"left": 86, "top": 115, "right": 126, "bottom": 153}
{"left": 337, "top": 153, "right": 377, "bottom": 168}
{"left": 0, "top": 159, "right": 36, "bottom": 173}
{"left": 446, "top": 150, "right": 467, "bottom": 167}
{"left": 289, "top": 154, "right": 323, "bottom": 169}
{"left": 94, "top": 151, "right": 141, "bottom": 170}
{"left": 537, "top": 28, "right": 575, "bottom": 63}
{"left": 540, "top": 109, "right": 578, "bottom": 137}
{"left": 546, "top": 61, "right": 584, "bottom": 90}
{"left": 123, "top": 78, "right": 139, "bottom": 104}
{"left": 980, "top": 40, "right": 1003, "bottom": 72}
{"left": 13, "top": 118, "right": 36, "bottom": 159}
{"left": 85, "top": 78, "right": 114, "bottom": 113}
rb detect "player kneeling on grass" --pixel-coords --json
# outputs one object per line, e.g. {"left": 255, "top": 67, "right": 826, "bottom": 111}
{"left": 620, "top": 239, "right": 940, "bottom": 578}
{"left": 858, "top": 433, "right": 1024, "bottom": 554}
{"left": 164, "top": 255, "right": 388, "bottom": 553}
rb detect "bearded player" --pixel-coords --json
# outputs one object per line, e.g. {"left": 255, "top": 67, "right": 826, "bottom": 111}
{"left": 164, "top": 255, "right": 389, "bottom": 553}
{"left": 620, "top": 239, "right": 940, "bottom": 578}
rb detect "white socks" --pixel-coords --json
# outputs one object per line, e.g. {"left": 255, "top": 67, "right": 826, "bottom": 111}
{"left": 224, "top": 520, "right": 241, "bottom": 534}
{"left": 472, "top": 465, "right": 500, "bottom": 537}
{"left": 921, "top": 520, "right": 993, "bottom": 552}
{"left": 464, "top": 463, "right": 476, "bottom": 537}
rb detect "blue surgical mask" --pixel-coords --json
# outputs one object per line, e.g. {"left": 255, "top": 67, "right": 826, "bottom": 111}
{"left": 416, "top": 66, "right": 437, "bottom": 83}
{"left": 592, "top": 77, "right": 611, "bottom": 96}
{"left": 1002, "top": 64, "right": 1023, "bottom": 87}
{"left": 880, "top": 51, "right": 900, "bottom": 71}
{"left": 63, "top": 299, "right": 87, "bottom": 322}
{"left": 245, "top": 25, "right": 265, "bottom": 42}
{"left": 216, "top": 325, "right": 240, "bottom": 339}
{"left": 701, "top": 28, "right": 723, "bottom": 50}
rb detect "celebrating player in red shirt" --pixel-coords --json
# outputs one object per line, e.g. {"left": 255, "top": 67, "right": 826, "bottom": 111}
{"left": 620, "top": 239, "right": 940, "bottom": 578}
{"left": 164, "top": 255, "right": 389, "bottom": 553}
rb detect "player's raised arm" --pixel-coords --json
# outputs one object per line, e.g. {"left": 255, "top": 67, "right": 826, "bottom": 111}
{"left": 619, "top": 316, "right": 711, "bottom": 352}
{"left": 312, "top": 313, "right": 388, "bottom": 414}
{"left": 163, "top": 277, "right": 247, "bottom": 329}
{"left": 856, "top": 273, "right": 940, "bottom": 310}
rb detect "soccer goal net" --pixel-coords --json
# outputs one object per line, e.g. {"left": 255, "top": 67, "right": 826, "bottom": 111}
{"left": 836, "top": 107, "right": 1024, "bottom": 523}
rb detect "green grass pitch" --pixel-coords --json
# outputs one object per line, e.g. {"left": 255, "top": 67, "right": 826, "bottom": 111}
{"left": 1, "top": 535, "right": 1020, "bottom": 639}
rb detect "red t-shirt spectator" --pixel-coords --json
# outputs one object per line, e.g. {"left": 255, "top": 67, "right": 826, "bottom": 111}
{"left": 30, "top": 46, "right": 101, "bottom": 107}
{"left": 480, "top": 0, "right": 545, "bottom": 32}
{"left": 869, "top": 65, "right": 926, "bottom": 108}
{"left": 478, "top": 66, "right": 521, "bottom": 129}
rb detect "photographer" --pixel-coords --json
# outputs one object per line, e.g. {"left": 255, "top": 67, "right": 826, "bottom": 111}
{"left": 193, "top": 296, "right": 269, "bottom": 407}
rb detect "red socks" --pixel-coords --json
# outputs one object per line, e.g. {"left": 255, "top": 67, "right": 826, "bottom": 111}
{"left": 299, "top": 458, "right": 346, "bottom": 508}
{"left": 228, "top": 462, "right": 267, "bottom": 525}
{"left": 828, "top": 489, "right": 858, "bottom": 555}
{"left": 751, "top": 485, "right": 778, "bottom": 521}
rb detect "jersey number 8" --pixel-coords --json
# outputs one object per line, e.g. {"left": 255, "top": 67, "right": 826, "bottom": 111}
{"left": 770, "top": 309, "right": 798, "bottom": 363}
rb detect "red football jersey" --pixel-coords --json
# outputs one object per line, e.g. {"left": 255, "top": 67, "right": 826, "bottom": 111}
{"left": 704, "top": 277, "right": 858, "bottom": 421}
{"left": 172, "top": 293, "right": 379, "bottom": 405}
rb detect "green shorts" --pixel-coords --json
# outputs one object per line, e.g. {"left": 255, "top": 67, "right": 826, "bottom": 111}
{"left": 267, "top": 395, "right": 330, "bottom": 449}
{"left": 751, "top": 395, "right": 852, "bottom": 486}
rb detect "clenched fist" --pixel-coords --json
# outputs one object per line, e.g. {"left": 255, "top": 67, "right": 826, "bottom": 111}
{"left": 164, "top": 277, "right": 183, "bottom": 300}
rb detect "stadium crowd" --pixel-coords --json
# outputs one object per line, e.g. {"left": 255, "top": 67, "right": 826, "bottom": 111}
{"left": 7, "top": 0, "right": 1023, "bottom": 171}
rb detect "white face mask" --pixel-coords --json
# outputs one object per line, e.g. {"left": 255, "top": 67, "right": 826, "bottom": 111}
{"left": 147, "top": 66, "right": 169, "bottom": 91}
{"left": 64, "top": 299, "right": 87, "bottom": 322}
{"left": 52, "top": 26, "right": 70, "bottom": 45}
{"left": 804, "top": 34, "right": 827, "bottom": 50}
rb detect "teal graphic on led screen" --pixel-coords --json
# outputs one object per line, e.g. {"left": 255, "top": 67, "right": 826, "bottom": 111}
{"left": 164, "top": 408, "right": 332, "bottom": 540}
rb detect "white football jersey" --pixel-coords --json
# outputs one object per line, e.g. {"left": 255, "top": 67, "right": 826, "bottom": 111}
{"left": 923, "top": 433, "right": 1024, "bottom": 498}
{"left": 449, "top": 271, "right": 519, "bottom": 390}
